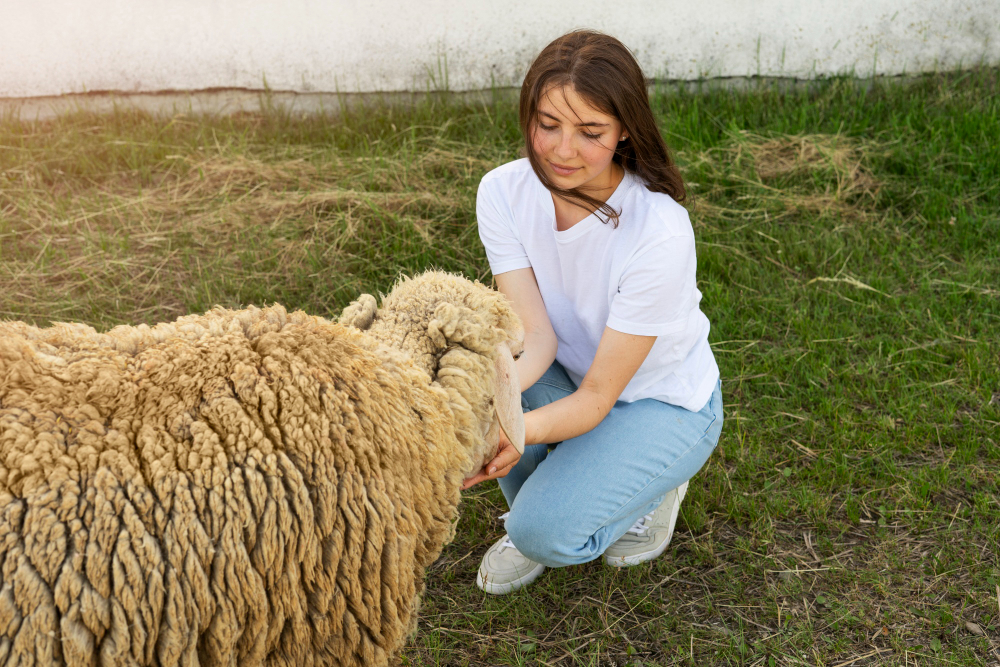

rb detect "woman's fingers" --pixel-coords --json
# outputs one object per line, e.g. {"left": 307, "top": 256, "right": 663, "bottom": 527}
{"left": 461, "top": 470, "right": 490, "bottom": 490}
{"left": 486, "top": 436, "right": 521, "bottom": 476}
{"left": 461, "top": 434, "right": 523, "bottom": 490}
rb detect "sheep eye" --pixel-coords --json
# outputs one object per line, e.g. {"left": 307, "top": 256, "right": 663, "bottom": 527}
{"left": 512, "top": 351, "right": 523, "bottom": 360}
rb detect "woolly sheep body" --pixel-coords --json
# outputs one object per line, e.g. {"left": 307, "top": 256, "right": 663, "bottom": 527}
{"left": 0, "top": 272, "right": 522, "bottom": 666}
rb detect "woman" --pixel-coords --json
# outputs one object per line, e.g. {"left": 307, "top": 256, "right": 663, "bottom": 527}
{"left": 463, "top": 30, "right": 723, "bottom": 595}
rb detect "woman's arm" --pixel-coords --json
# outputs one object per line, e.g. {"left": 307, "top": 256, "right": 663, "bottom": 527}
{"left": 494, "top": 268, "right": 658, "bottom": 438}
{"left": 524, "top": 327, "right": 655, "bottom": 446}
{"left": 495, "top": 268, "right": 558, "bottom": 392}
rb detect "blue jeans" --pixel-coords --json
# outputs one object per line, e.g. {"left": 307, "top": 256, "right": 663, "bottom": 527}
{"left": 499, "top": 361, "right": 723, "bottom": 568}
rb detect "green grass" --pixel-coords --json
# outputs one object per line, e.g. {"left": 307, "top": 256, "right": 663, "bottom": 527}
{"left": 2, "top": 69, "right": 999, "bottom": 665}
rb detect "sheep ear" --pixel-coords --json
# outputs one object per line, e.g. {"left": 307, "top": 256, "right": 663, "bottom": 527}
{"left": 338, "top": 294, "right": 378, "bottom": 330}
{"left": 493, "top": 341, "right": 524, "bottom": 455}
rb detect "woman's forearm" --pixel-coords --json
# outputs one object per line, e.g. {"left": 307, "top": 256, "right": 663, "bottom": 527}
{"left": 524, "top": 386, "right": 613, "bottom": 445}
{"left": 521, "top": 327, "right": 658, "bottom": 446}
{"left": 514, "top": 327, "right": 558, "bottom": 393}
{"left": 493, "top": 269, "right": 558, "bottom": 393}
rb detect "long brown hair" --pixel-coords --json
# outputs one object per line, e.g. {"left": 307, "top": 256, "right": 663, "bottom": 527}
{"left": 520, "top": 30, "right": 685, "bottom": 226}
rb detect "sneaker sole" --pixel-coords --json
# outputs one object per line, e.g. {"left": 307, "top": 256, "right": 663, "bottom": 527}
{"left": 604, "top": 482, "right": 688, "bottom": 568}
{"left": 475, "top": 562, "right": 546, "bottom": 595}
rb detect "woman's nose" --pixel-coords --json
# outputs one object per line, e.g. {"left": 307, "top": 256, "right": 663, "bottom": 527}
{"left": 554, "top": 131, "right": 575, "bottom": 159}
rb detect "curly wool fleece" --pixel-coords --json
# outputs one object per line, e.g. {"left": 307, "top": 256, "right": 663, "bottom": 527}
{"left": 0, "top": 272, "right": 522, "bottom": 667}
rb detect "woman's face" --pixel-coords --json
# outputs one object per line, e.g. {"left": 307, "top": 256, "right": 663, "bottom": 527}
{"left": 530, "top": 84, "right": 625, "bottom": 195}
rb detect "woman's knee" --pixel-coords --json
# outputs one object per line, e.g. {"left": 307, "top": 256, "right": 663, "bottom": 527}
{"left": 505, "top": 511, "right": 563, "bottom": 566}
{"left": 504, "top": 508, "right": 597, "bottom": 567}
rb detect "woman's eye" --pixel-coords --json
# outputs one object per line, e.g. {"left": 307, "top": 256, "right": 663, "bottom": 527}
{"left": 583, "top": 132, "right": 602, "bottom": 140}
{"left": 539, "top": 123, "right": 556, "bottom": 131}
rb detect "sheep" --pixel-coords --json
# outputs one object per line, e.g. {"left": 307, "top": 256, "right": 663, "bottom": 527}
{"left": 0, "top": 271, "right": 524, "bottom": 667}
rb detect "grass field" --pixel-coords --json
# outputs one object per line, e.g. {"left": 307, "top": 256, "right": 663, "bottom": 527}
{"left": 1, "top": 69, "right": 998, "bottom": 666}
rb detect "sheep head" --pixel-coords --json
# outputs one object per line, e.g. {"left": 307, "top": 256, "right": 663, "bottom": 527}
{"left": 427, "top": 301, "right": 525, "bottom": 461}
{"left": 338, "top": 272, "right": 525, "bottom": 477}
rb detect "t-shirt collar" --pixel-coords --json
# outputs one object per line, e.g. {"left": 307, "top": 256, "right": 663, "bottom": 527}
{"left": 543, "top": 168, "right": 635, "bottom": 242}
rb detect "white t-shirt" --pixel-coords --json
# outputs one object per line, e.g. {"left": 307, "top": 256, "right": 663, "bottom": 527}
{"left": 477, "top": 158, "right": 719, "bottom": 412}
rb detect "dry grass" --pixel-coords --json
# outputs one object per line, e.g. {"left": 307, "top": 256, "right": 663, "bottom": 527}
{"left": 686, "top": 132, "right": 882, "bottom": 224}
{"left": 0, "top": 134, "right": 494, "bottom": 327}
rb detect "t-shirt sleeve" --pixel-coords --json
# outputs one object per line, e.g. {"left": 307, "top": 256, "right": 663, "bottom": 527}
{"left": 607, "top": 235, "right": 699, "bottom": 337}
{"left": 476, "top": 176, "right": 532, "bottom": 275}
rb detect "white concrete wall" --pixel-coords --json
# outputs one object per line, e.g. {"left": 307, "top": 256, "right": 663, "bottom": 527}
{"left": 2, "top": 1, "right": 998, "bottom": 99}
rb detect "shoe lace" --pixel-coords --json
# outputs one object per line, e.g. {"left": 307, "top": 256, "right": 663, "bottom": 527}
{"left": 625, "top": 513, "right": 654, "bottom": 536}
{"left": 498, "top": 512, "right": 516, "bottom": 551}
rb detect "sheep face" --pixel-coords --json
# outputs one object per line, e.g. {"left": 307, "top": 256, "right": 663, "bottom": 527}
{"left": 424, "top": 300, "right": 525, "bottom": 479}
{"left": 340, "top": 271, "right": 527, "bottom": 478}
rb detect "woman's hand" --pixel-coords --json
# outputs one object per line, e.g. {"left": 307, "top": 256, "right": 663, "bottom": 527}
{"left": 461, "top": 429, "right": 522, "bottom": 490}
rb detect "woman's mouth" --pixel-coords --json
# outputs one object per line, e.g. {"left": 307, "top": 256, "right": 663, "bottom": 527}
{"left": 549, "top": 161, "right": 580, "bottom": 176}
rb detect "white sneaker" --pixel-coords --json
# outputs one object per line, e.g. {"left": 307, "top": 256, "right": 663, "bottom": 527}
{"left": 475, "top": 513, "right": 546, "bottom": 595}
{"left": 603, "top": 481, "right": 689, "bottom": 568}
